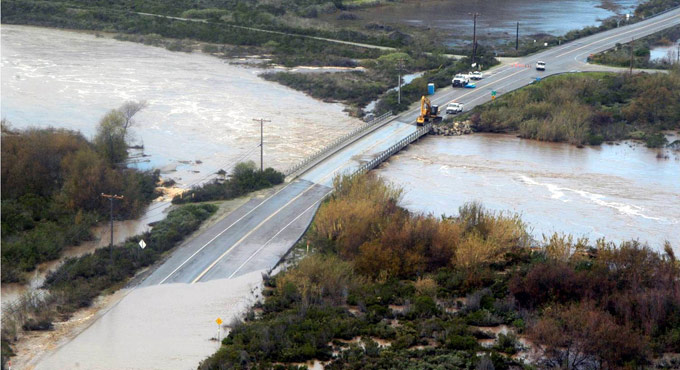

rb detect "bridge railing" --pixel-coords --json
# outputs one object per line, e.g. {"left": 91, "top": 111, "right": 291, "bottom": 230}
{"left": 352, "top": 123, "right": 432, "bottom": 177}
{"left": 283, "top": 111, "right": 393, "bottom": 177}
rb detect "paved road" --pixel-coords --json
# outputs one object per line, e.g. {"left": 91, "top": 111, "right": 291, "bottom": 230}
{"left": 34, "top": 8, "right": 680, "bottom": 369}
{"left": 142, "top": 7, "right": 680, "bottom": 285}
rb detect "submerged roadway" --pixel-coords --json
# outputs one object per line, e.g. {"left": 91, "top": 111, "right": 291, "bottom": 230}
{"left": 36, "top": 7, "right": 680, "bottom": 368}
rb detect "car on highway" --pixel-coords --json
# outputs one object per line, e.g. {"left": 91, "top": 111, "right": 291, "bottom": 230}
{"left": 469, "top": 71, "right": 484, "bottom": 80}
{"left": 446, "top": 102, "right": 464, "bottom": 114}
{"left": 452, "top": 73, "right": 470, "bottom": 87}
{"left": 536, "top": 61, "right": 546, "bottom": 71}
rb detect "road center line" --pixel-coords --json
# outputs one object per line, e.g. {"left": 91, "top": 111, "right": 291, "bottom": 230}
{"left": 226, "top": 190, "right": 332, "bottom": 279}
{"left": 555, "top": 14, "right": 680, "bottom": 58}
{"left": 158, "top": 181, "right": 297, "bottom": 284}
{"left": 190, "top": 123, "right": 416, "bottom": 283}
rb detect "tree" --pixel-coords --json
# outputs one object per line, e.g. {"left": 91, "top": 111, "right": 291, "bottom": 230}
{"left": 529, "top": 303, "right": 648, "bottom": 369}
{"left": 94, "top": 110, "right": 128, "bottom": 164}
{"left": 117, "top": 100, "right": 147, "bottom": 136}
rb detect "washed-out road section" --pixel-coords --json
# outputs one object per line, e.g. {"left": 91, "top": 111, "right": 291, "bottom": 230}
{"left": 36, "top": 7, "right": 680, "bottom": 369}
{"left": 152, "top": 6, "right": 680, "bottom": 286}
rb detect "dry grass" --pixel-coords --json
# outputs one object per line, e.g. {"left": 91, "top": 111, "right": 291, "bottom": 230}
{"left": 312, "top": 175, "right": 532, "bottom": 279}
{"left": 277, "top": 254, "right": 361, "bottom": 306}
{"left": 414, "top": 277, "right": 438, "bottom": 298}
{"left": 543, "top": 233, "right": 589, "bottom": 262}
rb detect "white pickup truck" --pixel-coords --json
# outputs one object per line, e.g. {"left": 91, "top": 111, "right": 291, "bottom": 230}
{"left": 446, "top": 102, "right": 464, "bottom": 114}
{"left": 469, "top": 71, "right": 484, "bottom": 80}
{"left": 452, "top": 74, "right": 470, "bottom": 87}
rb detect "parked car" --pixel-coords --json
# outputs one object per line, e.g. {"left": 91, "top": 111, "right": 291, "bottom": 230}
{"left": 446, "top": 102, "right": 464, "bottom": 114}
{"left": 536, "top": 61, "right": 546, "bottom": 71}
{"left": 469, "top": 71, "right": 484, "bottom": 80}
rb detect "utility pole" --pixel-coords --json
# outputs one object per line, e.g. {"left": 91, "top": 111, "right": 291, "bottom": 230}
{"left": 252, "top": 118, "right": 270, "bottom": 171}
{"left": 629, "top": 37, "right": 635, "bottom": 75}
{"left": 397, "top": 59, "right": 405, "bottom": 105}
{"left": 101, "top": 193, "right": 124, "bottom": 262}
{"left": 469, "top": 12, "right": 481, "bottom": 65}
{"left": 516, "top": 22, "right": 519, "bottom": 51}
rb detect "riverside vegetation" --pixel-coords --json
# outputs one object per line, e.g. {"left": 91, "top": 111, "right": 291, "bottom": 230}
{"left": 1, "top": 103, "right": 158, "bottom": 284}
{"left": 199, "top": 174, "right": 680, "bottom": 370}
{"left": 1, "top": 203, "right": 217, "bottom": 365}
{"left": 500, "top": 0, "right": 680, "bottom": 57}
{"left": 172, "top": 161, "right": 284, "bottom": 205}
{"left": 463, "top": 70, "right": 680, "bottom": 148}
{"left": 263, "top": 47, "right": 498, "bottom": 115}
{"left": 590, "top": 25, "right": 680, "bottom": 69}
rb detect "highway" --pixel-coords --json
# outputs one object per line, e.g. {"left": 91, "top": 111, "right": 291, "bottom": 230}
{"left": 32, "top": 8, "right": 680, "bottom": 368}
{"left": 141, "top": 6, "right": 680, "bottom": 285}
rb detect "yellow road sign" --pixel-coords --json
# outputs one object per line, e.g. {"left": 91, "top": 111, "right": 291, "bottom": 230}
{"left": 216, "top": 317, "right": 223, "bottom": 325}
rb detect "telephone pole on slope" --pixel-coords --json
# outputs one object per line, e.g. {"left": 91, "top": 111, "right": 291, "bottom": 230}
{"left": 629, "top": 37, "right": 635, "bottom": 75}
{"left": 101, "top": 193, "right": 124, "bottom": 262}
{"left": 253, "top": 118, "right": 271, "bottom": 171}
{"left": 469, "top": 12, "right": 481, "bottom": 65}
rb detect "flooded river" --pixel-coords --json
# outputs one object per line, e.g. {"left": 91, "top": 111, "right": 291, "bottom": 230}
{"left": 375, "top": 134, "right": 680, "bottom": 252}
{"left": 1, "top": 25, "right": 363, "bottom": 187}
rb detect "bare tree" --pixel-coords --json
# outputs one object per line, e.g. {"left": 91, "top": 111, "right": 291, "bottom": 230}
{"left": 117, "top": 100, "right": 148, "bottom": 135}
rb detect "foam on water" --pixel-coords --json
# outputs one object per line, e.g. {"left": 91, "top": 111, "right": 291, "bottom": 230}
{"left": 376, "top": 134, "right": 680, "bottom": 250}
{"left": 1, "top": 25, "right": 363, "bottom": 188}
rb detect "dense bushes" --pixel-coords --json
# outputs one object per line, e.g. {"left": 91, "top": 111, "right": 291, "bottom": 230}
{"left": 311, "top": 175, "right": 528, "bottom": 279}
{"left": 1, "top": 204, "right": 216, "bottom": 367}
{"left": 44, "top": 204, "right": 217, "bottom": 309}
{"left": 1, "top": 124, "right": 159, "bottom": 282}
{"left": 172, "top": 161, "right": 284, "bottom": 204}
{"left": 263, "top": 50, "right": 468, "bottom": 111}
{"left": 200, "top": 174, "right": 678, "bottom": 369}
{"left": 1, "top": 0, "right": 392, "bottom": 67}
{"left": 263, "top": 71, "right": 389, "bottom": 108}
{"left": 467, "top": 71, "right": 680, "bottom": 146}
{"left": 590, "top": 26, "right": 680, "bottom": 69}
{"left": 2, "top": 204, "right": 216, "bottom": 342}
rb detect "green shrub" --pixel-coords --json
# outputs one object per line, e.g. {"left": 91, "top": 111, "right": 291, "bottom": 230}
{"left": 445, "top": 335, "right": 478, "bottom": 351}
{"left": 469, "top": 71, "right": 680, "bottom": 146}
{"left": 645, "top": 132, "right": 668, "bottom": 148}
{"left": 173, "top": 162, "right": 284, "bottom": 204}
{"left": 44, "top": 204, "right": 217, "bottom": 311}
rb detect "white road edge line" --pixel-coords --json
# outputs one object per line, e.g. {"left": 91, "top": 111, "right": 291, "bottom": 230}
{"left": 158, "top": 181, "right": 297, "bottom": 284}
{"left": 226, "top": 191, "right": 332, "bottom": 279}
{"left": 191, "top": 123, "right": 416, "bottom": 283}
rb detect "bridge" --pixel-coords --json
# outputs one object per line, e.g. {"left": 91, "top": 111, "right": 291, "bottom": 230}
{"left": 36, "top": 6, "right": 680, "bottom": 368}
{"left": 142, "top": 6, "right": 680, "bottom": 285}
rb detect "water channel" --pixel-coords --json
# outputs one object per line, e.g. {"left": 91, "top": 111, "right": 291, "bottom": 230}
{"left": 2, "top": 21, "right": 679, "bottom": 368}
{"left": 355, "top": 0, "right": 641, "bottom": 46}
{"left": 375, "top": 134, "right": 680, "bottom": 251}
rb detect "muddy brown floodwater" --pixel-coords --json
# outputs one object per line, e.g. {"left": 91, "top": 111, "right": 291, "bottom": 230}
{"left": 1, "top": 25, "right": 364, "bottom": 188}
{"left": 375, "top": 134, "right": 680, "bottom": 252}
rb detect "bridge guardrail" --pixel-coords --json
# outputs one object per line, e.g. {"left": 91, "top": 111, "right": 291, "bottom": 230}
{"left": 352, "top": 123, "right": 432, "bottom": 177}
{"left": 283, "top": 111, "right": 393, "bottom": 177}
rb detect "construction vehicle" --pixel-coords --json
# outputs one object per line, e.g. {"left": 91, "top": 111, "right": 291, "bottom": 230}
{"left": 416, "top": 95, "right": 442, "bottom": 126}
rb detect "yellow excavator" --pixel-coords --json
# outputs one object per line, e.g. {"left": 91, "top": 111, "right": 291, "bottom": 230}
{"left": 416, "top": 95, "right": 442, "bottom": 126}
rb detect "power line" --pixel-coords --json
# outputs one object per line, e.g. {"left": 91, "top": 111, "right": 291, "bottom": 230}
{"left": 253, "top": 118, "right": 271, "bottom": 172}
{"left": 101, "top": 193, "right": 124, "bottom": 262}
